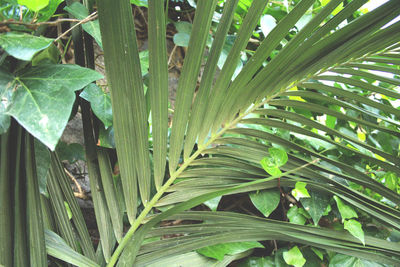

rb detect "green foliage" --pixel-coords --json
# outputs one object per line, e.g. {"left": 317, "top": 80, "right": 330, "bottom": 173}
{"left": 18, "top": 0, "right": 49, "bottom": 12}
{"left": 197, "top": 241, "right": 264, "bottom": 261}
{"left": 3, "top": 64, "right": 102, "bottom": 150}
{"left": 80, "top": 84, "right": 113, "bottom": 128}
{"left": 250, "top": 189, "right": 280, "bottom": 217}
{"left": 283, "top": 246, "right": 306, "bottom": 267}
{"left": 0, "top": 33, "right": 53, "bottom": 61}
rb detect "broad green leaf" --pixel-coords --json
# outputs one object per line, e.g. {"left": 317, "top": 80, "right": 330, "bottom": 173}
{"left": 287, "top": 206, "right": 307, "bottom": 225}
{"left": 0, "top": 114, "right": 10, "bottom": 135}
{"left": 34, "top": 139, "right": 50, "bottom": 196}
{"left": 283, "top": 246, "right": 306, "bottom": 267}
{"left": 130, "top": 0, "right": 148, "bottom": 7}
{"left": 173, "top": 21, "right": 192, "bottom": 47}
{"left": 6, "top": 64, "right": 102, "bottom": 150}
{"left": 80, "top": 84, "right": 113, "bottom": 128}
{"left": 173, "top": 21, "right": 213, "bottom": 48}
{"left": 0, "top": 33, "right": 53, "bottom": 61}
{"left": 0, "top": 69, "right": 13, "bottom": 134}
{"left": 268, "top": 147, "right": 288, "bottom": 167}
{"left": 45, "top": 229, "right": 99, "bottom": 267}
{"left": 197, "top": 241, "right": 264, "bottom": 261}
{"left": 344, "top": 219, "right": 365, "bottom": 245}
{"left": 64, "top": 2, "right": 102, "bottom": 49}
{"left": 383, "top": 172, "right": 397, "bottom": 191}
{"left": 18, "top": 0, "right": 49, "bottom": 11}
{"left": 249, "top": 189, "right": 280, "bottom": 217}
{"left": 98, "top": 125, "right": 115, "bottom": 148}
{"left": 333, "top": 196, "right": 358, "bottom": 222}
{"left": 37, "top": 0, "right": 64, "bottom": 22}
{"left": 291, "top": 181, "right": 311, "bottom": 201}
{"left": 56, "top": 142, "right": 85, "bottom": 164}
{"left": 329, "top": 254, "right": 387, "bottom": 267}
{"left": 260, "top": 157, "right": 282, "bottom": 176}
{"left": 300, "top": 191, "right": 330, "bottom": 225}
{"left": 32, "top": 43, "right": 60, "bottom": 65}
{"left": 260, "top": 14, "right": 276, "bottom": 37}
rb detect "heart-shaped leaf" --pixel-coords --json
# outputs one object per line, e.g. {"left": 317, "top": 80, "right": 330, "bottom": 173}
{"left": 0, "top": 33, "right": 54, "bottom": 61}
{"left": 5, "top": 64, "right": 102, "bottom": 150}
{"left": 250, "top": 189, "right": 280, "bottom": 217}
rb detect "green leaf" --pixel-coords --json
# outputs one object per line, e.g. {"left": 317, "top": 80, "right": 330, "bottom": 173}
{"left": 259, "top": 147, "right": 288, "bottom": 176}
{"left": 98, "top": 125, "right": 115, "bottom": 148}
{"left": 329, "top": 253, "right": 388, "bottom": 267}
{"left": 18, "top": 0, "right": 49, "bottom": 11}
{"left": 80, "top": 84, "right": 113, "bottom": 128}
{"left": 139, "top": 50, "right": 149, "bottom": 76}
{"left": 173, "top": 21, "right": 192, "bottom": 47}
{"left": 287, "top": 206, "right": 307, "bottom": 225}
{"left": 36, "top": 0, "right": 64, "bottom": 22}
{"left": 203, "top": 196, "right": 221, "bottom": 211}
{"left": 283, "top": 246, "right": 306, "bottom": 267}
{"left": 300, "top": 191, "right": 330, "bottom": 226}
{"left": 249, "top": 189, "right": 280, "bottom": 217}
{"left": 383, "top": 172, "right": 397, "bottom": 191}
{"left": 6, "top": 64, "right": 102, "bottom": 150}
{"left": 197, "top": 241, "right": 264, "bottom": 261}
{"left": 291, "top": 181, "right": 311, "bottom": 201}
{"left": 333, "top": 196, "right": 358, "bottom": 222}
{"left": 268, "top": 147, "right": 288, "bottom": 167}
{"left": 173, "top": 21, "right": 213, "bottom": 48}
{"left": 32, "top": 43, "right": 60, "bottom": 65}
{"left": 45, "top": 229, "right": 99, "bottom": 267}
{"left": 130, "top": 0, "right": 148, "bottom": 7}
{"left": 310, "top": 247, "right": 323, "bottom": 261}
{"left": 260, "top": 157, "right": 282, "bottom": 176}
{"left": 344, "top": 219, "right": 365, "bottom": 245}
{"left": 0, "top": 69, "right": 13, "bottom": 134}
{"left": 56, "top": 142, "right": 85, "bottom": 164}
{"left": 34, "top": 139, "right": 50, "bottom": 196}
{"left": 0, "top": 33, "right": 53, "bottom": 61}
{"left": 64, "top": 2, "right": 102, "bottom": 49}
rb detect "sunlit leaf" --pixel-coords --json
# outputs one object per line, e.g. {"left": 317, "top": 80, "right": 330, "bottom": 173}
{"left": 287, "top": 206, "right": 307, "bottom": 225}
{"left": 283, "top": 246, "right": 306, "bottom": 267}
{"left": 0, "top": 33, "right": 53, "bottom": 61}
{"left": 18, "top": 0, "right": 49, "bottom": 11}
{"left": 291, "top": 181, "right": 311, "bottom": 200}
{"left": 344, "top": 219, "right": 365, "bottom": 245}
{"left": 333, "top": 196, "right": 358, "bottom": 222}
